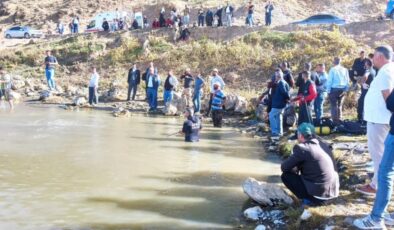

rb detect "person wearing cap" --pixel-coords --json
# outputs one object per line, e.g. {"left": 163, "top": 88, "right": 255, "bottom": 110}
{"left": 211, "top": 83, "right": 226, "bottom": 128}
{"left": 269, "top": 69, "right": 290, "bottom": 138}
{"left": 181, "top": 108, "right": 202, "bottom": 142}
{"left": 281, "top": 123, "right": 339, "bottom": 207}
{"left": 207, "top": 68, "right": 225, "bottom": 115}
{"left": 291, "top": 71, "right": 317, "bottom": 125}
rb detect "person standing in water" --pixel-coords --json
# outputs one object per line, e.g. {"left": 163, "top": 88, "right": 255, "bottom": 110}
{"left": 182, "top": 108, "right": 202, "bottom": 142}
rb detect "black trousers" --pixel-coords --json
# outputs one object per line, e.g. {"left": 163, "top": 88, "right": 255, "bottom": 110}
{"left": 88, "top": 87, "right": 98, "bottom": 105}
{"left": 206, "top": 93, "right": 214, "bottom": 115}
{"left": 212, "top": 110, "right": 224, "bottom": 127}
{"left": 298, "top": 102, "right": 313, "bottom": 125}
{"left": 127, "top": 83, "right": 138, "bottom": 101}
{"left": 281, "top": 172, "right": 325, "bottom": 206}
{"left": 357, "top": 89, "right": 367, "bottom": 122}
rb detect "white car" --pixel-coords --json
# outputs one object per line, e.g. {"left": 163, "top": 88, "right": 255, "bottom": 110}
{"left": 4, "top": 26, "right": 43, "bottom": 39}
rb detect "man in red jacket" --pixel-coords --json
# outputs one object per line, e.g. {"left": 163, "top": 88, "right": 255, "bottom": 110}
{"left": 291, "top": 71, "right": 317, "bottom": 125}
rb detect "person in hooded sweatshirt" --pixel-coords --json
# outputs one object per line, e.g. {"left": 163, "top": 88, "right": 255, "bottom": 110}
{"left": 182, "top": 108, "right": 202, "bottom": 142}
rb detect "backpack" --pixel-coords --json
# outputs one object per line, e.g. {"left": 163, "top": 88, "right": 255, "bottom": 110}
{"left": 283, "top": 105, "right": 297, "bottom": 127}
{"left": 336, "top": 120, "right": 366, "bottom": 135}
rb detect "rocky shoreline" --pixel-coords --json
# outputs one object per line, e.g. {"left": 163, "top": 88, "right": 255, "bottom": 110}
{"left": 9, "top": 77, "right": 376, "bottom": 229}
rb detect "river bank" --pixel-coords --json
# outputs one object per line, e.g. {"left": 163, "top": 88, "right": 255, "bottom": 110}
{"left": 7, "top": 87, "right": 379, "bottom": 229}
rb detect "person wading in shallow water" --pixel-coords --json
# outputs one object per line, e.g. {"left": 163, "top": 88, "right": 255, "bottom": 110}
{"left": 182, "top": 108, "right": 202, "bottom": 142}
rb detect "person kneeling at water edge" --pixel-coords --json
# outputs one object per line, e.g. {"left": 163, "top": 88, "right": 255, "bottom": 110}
{"left": 281, "top": 123, "right": 339, "bottom": 206}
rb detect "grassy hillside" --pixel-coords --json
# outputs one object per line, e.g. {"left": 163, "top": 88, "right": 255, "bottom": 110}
{"left": 0, "top": 28, "right": 362, "bottom": 99}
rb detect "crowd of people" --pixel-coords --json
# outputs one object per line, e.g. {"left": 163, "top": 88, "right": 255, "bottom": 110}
{"left": 54, "top": 1, "right": 276, "bottom": 40}
{"left": 2, "top": 30, "right": 394, "bottom": 228}
{"left": 260, "top": 45, "right": 394, "bottom": 229}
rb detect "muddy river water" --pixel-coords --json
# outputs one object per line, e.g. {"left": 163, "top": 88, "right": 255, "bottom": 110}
{"left": 0, "top": 104, "right": 281, "bottom": 230}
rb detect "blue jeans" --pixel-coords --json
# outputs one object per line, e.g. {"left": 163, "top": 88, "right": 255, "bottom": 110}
{"left": 314, "top": 92, "right": 327, "bottom": 123}
{"left": 248, "top": 13, "right": 254, "bottom": 26}
{"left": 45, "top": 69, "right": 56, "bottom": 90}
{"left": 198, "top": 16, "right": 204, "bottom": 26}
{"left": 371, "top": 134, "right": 394, "bottom": 222}
{"left": 193, "top": 90, "right": 202, "bottom": 113}
{"left": 226, "top": 14, "right": 232, "bottom": 26}
{"left": 147, "top": 87, "right": 158, "bottom": 110}
{"left": 269, "top": 108, "right": 284, "bottom": 136}
{"left": 73, "top": 24, "right": 79, "bottom": 33}
{"left": 163, "top": 90, "right": 173, "bottom": 105}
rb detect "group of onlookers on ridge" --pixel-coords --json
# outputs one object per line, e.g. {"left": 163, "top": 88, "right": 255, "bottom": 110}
{"left": 55, "top": 0, "right": 276, "bottom": 39}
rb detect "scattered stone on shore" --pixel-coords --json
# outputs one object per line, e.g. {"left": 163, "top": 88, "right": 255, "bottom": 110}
{"left": 73, "top": 96, "right": 87, "bottom": 106}
{"left": 333, "top": 142, "right": 367, "bottom": 154}
{"left": 163, "top": 103, "right": 178, "bottom": 116}
{"left": 255, "top": 104, "right": 266, "bottom": 121}
{"left": 112, "top": 107, "right": 131, "bottom": 118}
{"left": 300, "top": 209, "right": 312, "bottom": 221}
{"left": 243, "top": 177, "right": 293, "bottom": 206}
{"left": 254, "top": 225, "right": 266, "bottom": 230}
{"left": 39, "top": 90, "right": 51, "bottom": 101}
{"left": 244, "top": 206, "right": 263, "bottom": 221}
{"left": 9, "top": 91, "right": 22, "bottom": 102}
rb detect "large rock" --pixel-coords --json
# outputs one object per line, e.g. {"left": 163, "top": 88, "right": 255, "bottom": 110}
{"left": 256, "top": 104, "right": 266, "bottom": 121}
{"left": 164, "top": 92, "right": 188, "bottom": 116}
{"left": 39, "top": 90, "right": 51, "bottom": 101}
{"left": 113, "top": 107, "right": 131, "bottom": 118}
{"left": 243, "top": 177, "right": 293, "bottom": 206}
{"left": 9, "top": 91, "right": 22, "bottom": 102}
{"left": 43, "top": 95, "right": 65, "bottom": 104}
{"left": 12, "top": 79, "right": 26, "bottom": 89}
{"left": 234, "top": 96, "right": 248, "bottom": 114}
{"left": 224, "top": 93, "right": 249, "bottom": 114}
{"left": 73, "top": 96, "right": 87, "bottom": 106}
{"left": 103, "top": 87, "right": 125, "bottom": 102}
{"left": 243, "top": 206, "right": 263, "bottom": 221}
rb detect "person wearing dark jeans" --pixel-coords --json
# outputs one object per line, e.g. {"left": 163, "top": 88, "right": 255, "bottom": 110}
{"left": 291, "top": 71, "right": 317, "bottom": 125}
{"left": 327, "top": 57, "right": 350, "bottom": 124}
{"left": 211, "top": 84, "right": 226, "bottom": 128}
{"left": 127, "top": 63, "right": 141, "bottom": 101}
{"left": 281, "top": 123, "right": 339, "bottom": 207}
{"left": 215, "top": 7, "right": 223, "bottom": 27}
{"left": 88, "top": 67, "right": 100, "bottom": 105}
{"left": 206, "top": 9, "right": 214, "bottom": 26}
{"left": 357, "top": 58, "right": 376, "bottom": 123}
{"left": 198, "top": 8, "right": 205, "bottom": 26}
{"left": 265, "top": 1, "right": 274, "bottom": 26}
{"left": 146, "top": 67, "right": 161, "bottom": 111}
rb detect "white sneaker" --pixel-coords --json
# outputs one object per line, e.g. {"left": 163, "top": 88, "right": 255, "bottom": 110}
{"left": 353, "top": 215, "right": 387, "bottom": 229}
{"left": 383, "top": 213, "right": 394, "bottom": 226}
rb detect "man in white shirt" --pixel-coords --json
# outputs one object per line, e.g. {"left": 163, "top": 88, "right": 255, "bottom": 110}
{"left": 88, "top": 67, "right": 100, "bottom": 106}
{"left": 206, "top": 68, "right": 225, "bottom": 115}
{"left": 225, "top": 2, "right": 234, "bottom": 27}
{"left": 356, "top": 45, "right": 394, "bottom": 196}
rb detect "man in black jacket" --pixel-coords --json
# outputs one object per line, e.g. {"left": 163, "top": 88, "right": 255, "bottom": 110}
{"left": 281, "top": 123, "right": 339, "bottom": 206}
{"left": 215, "top": 6, "right": 223, "bottom": 27}
{"left": 102, "top": 18, "right": 110, "bottom": 32}
{"left": 127, "top": 63, "right": 141, "bottom": 101}
{"left": 351, "top": 51, "right": 367, "bottom": 88}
